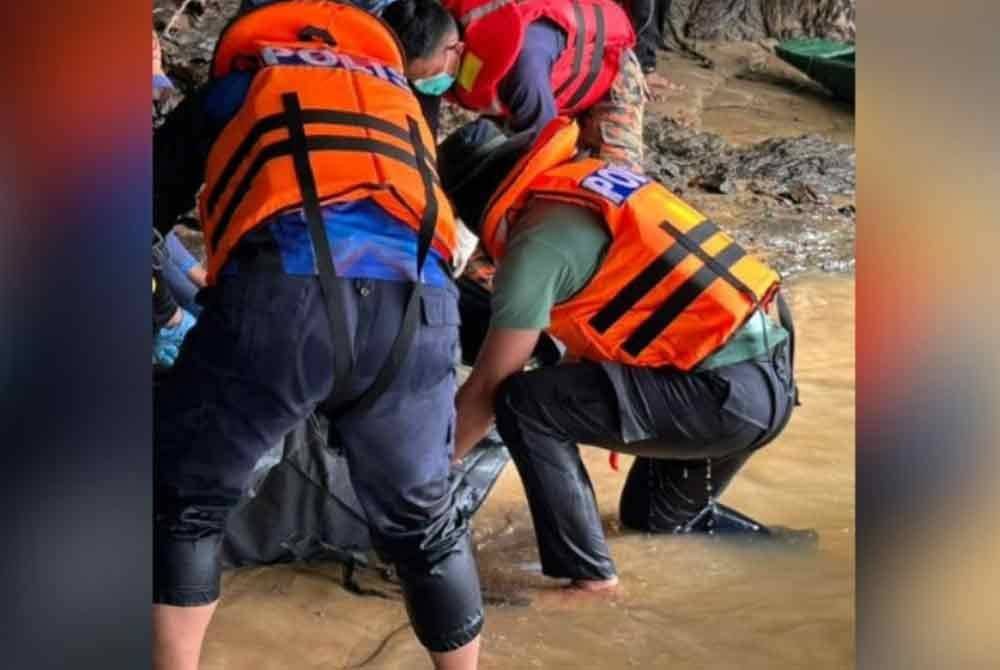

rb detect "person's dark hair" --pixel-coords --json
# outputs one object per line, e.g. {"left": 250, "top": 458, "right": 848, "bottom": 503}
{"left": 382, "top": 0, "right": 458, "bottom": 61}
{"left": 439, "top": 119, "right": 534, "bottom": 231}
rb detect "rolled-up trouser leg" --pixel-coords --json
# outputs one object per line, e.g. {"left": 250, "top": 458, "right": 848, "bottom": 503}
{"left": 334, "top": 279, "right": 483, "bottom": 652}
{"left": 397, "top": 534, "right": 484, "bottom": 652}
{"left": 494, "top": 364, "right": 624, "bottom": 581}
{"left": 619, "top": 451, "right": 751, "bottom": 532}
{"left": 155, "top": 273, "right": 337, "bottom": 605}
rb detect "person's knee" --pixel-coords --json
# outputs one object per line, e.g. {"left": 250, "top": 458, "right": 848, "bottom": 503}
{"left": 358, "top": 477, "right": 483, "bottom": 651}
{"left": 368, "top": 510, "right": 483, "bottom": 651}
{"left": 395, "top": 534, "right": 484, "bottom": 652}
{"left": 154, "top": 499, "right": 230, "bottom": 606}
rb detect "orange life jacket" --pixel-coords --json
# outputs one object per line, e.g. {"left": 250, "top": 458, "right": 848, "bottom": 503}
{"left": 199, "top": 0, "right": 457, "bottom": 283}
{"left": 480, "top": 118, "right": 782, "bottom": 371}
{"left": 444, "top": 0, "right": 635, "bottom": 117}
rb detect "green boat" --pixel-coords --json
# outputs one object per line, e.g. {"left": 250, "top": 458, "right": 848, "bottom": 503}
{"left": 775, "top": 38, "right": 855, "bottom": 103}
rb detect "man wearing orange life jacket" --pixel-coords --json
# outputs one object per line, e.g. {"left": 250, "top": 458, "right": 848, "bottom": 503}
{"left": 153, "top": 3, "right": 483, "bottom": 668}
{"left": 439, "top": 117, "right": 799, "bottom": 590}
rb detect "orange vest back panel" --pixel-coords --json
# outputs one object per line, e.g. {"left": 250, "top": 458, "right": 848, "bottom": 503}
{"left": 481, "top": 118, "right": 781, "bottom": 370}
{"left": 199, "top": 1, "right": 456, "bottom": 282}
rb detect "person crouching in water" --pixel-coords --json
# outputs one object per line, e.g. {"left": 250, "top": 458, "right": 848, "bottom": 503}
{"left": 153, "top": 2, "right": 483, "bottom": 667}
{"left": 439, "top": 117, "right": 798, "bottom": 592}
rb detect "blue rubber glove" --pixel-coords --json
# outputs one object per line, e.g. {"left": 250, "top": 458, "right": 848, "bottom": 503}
{"left": 153, "top": 308, "right": 196, "bottom": 368}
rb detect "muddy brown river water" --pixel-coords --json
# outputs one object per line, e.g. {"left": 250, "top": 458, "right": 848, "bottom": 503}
{"left": 200, "top": 43, "right": 855, "bottom": 670}
{"left": 203, "top": 274, "right": 854, "bottom": 669}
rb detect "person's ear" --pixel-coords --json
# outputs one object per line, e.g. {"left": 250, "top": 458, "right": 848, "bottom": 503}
{"left": 448, "top": 50, "right": 463, "bottom": 76}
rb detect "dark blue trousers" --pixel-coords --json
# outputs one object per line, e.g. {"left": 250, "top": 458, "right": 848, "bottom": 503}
{"left": 154, "top": 271, "right": 483, "bottom": 651}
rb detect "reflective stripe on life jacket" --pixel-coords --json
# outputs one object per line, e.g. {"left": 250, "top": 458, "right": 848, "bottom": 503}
{"left": 480, "top": 118, "right": 782, "bottom": 371}
{"left": 445, "top": 0, "right": 635, "bottom": 117}
{"left": 199, "top": 0, "right": 456, "bottom": 283}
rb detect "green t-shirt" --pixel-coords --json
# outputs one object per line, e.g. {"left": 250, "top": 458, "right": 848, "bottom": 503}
{"left": 491, "top": 202, "right": 608, "bottom": 329}
{"left": 490, "top": 201, "right": 787, "bottom": 367}
{"left": 697, "top": 307, "right": 788, "bottom": 370}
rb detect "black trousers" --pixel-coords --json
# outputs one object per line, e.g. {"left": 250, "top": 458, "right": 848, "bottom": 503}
{"left": 628, "top": 0, "right": 670, "bottom": 70}
{"left": 493, "top": 341, "right": 794, "bottom": 581}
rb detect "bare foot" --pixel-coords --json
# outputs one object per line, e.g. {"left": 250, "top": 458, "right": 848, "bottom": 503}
{"left": 533, "top": 577, "right": 622, "bottom": 610}
{"left": 570, "top": 576, "right": 619, "bottom": 592}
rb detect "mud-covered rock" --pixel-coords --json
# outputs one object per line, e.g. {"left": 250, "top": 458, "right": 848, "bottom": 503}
{"left": 642, "top": 114, "right": 854, "bottom": 277}
{"left": 644, "top": 117, "right": 854, "bottom": 197}
{"left": 153, "top": 0, "right": 241, "bottom": 127}
{"left": 155, "top": 0, "right": 241, "bottom": 90}
{"left": 664, "top": 0, "right": 855, "bottom": 47}
{"left": 642, "top": 119, "right": 727, "bottom": 189}
{"left": 691, "top": 169, "right": 738, "bottom": 194}
{"left": 724, "top": 134, "right": 855, "bottom": 195}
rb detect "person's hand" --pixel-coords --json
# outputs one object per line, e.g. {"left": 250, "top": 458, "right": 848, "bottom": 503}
{"left": 153, "top": 308, "right": 196, "bottom": 367}
{"left": 450, "top": 220, "right": 480, "bottom": 278}
{"left": 153, "top": 30, "right": 175, "bottom": 100}
{"left": 187, "top": 263, "right": 208, "bottom": 288}
{"left": 153, "top": 30, "right": 162, "bottom": 78}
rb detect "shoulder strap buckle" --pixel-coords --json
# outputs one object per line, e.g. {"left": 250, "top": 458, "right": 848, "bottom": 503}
{"left": 298, "top": 25, "right": 337, "bottom": 47}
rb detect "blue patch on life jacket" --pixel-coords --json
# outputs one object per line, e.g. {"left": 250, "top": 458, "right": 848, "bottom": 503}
{"left": 580, "top": 165, "right": 650, "bottom": 206}
{"left": 260, "top": 45, "right": 410, "bottom": 90}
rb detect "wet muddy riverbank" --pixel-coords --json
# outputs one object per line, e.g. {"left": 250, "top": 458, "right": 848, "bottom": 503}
{"left": 642, "top": 43, "right": 855, "bottom": 276}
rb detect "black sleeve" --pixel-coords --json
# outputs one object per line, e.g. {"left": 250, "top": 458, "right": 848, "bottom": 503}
{"left": 153, "top": 87, "right": 218, "bottom": 235}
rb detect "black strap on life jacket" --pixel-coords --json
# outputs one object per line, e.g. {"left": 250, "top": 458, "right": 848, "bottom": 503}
{"left": 552, "top": 1, "right": 608, "bottom": 110}
{"left": 207, "top": 103, "right": 440, "bottom": 257}
{"left": 282, "top": 93, "right": 356, "bottom": 407}
{"left": 281, "top": 92, "right": 439, "bottom": 421}
{"left": 589, "top": 218, "right": 757, "bottom": 358}
{"left": 205, "top": 108, "right": 437, "bottom": 218}
{"left": 588, "top": 219, "right": 717, "bottom": 333}
{"left": 622, "top": 242, "right": 747, "bottom": 357}
{"left": 552, "top": 1, "right": 587, "bottom": 100}
{"left": 564, "top": 3, "right": 606, "bottom": 110}
{"left": 339, "top": 117, "right": 438, "bottom": 417}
